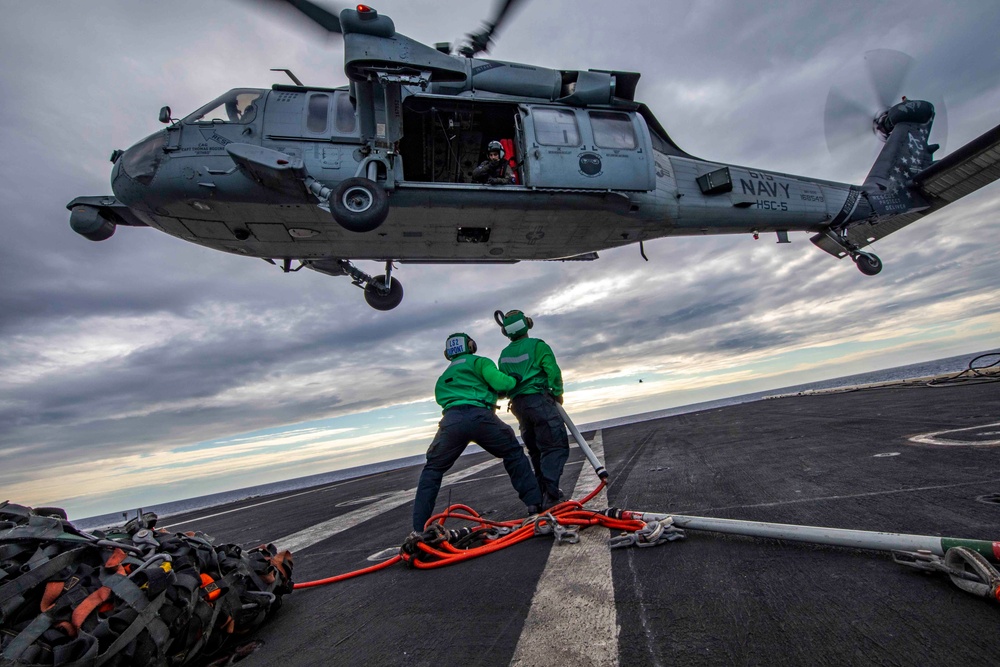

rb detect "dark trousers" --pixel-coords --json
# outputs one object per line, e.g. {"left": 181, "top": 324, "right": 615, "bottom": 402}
{"left": 412, "top": 405, "right": 542, "bottom": 532}
{"left": 510, "top": 393, "right": 570, "bottom": 501}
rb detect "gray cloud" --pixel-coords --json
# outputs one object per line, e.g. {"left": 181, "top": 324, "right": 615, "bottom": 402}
{"left": 1, "top": 1, "right": 998, "bottom": 514}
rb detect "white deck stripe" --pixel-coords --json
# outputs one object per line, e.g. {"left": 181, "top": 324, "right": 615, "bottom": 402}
{"left": 511, "top": 430, "right": 618, "bottom": 667}
{"left": 161, "top": 479, "right": 360, "bottom": 529}
{"left": 173, "top": 431, "right": 591, "bottom": 545}
{"left": 273, "top": 458, "right": 501, "bottom": 553}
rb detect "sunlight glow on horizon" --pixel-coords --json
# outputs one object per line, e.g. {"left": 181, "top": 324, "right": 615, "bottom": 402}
{"left": 14, "top": 309, "right": 997, "bottom": 520}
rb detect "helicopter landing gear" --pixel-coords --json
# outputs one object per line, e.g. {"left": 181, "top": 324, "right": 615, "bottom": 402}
{"left": 821, "top": 228, "right": 885, "bottom": 277}
{"left": 363, "top": 260, "right": 403, "bottom": 310}
{"left": 853, "top": 251, "right": 883, "bottom": 276}
{"left": 331, "top": 177, "right": 389, "bottom": 233}
{"left": 302, "top": 258, "right": 404, "bottom": 310}
{"left": 364, "top": 274, "right": 404, "bottom": 310}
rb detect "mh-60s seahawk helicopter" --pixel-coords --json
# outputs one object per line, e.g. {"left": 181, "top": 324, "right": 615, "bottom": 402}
{"left": 68, "top": 1, "right": 1000, "bottom": 310}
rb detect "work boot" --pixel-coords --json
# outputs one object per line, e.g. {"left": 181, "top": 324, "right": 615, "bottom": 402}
{"left": 526, "top": 504, "right": 542, "bottom": 516}
{"left": 541, "top": 492, "right": 562, "bottom": 511}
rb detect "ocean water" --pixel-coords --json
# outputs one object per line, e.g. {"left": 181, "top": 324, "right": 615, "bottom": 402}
{"left": 582, "top": 349, "right": 1000, "bottom": 432}
{"left": 72, "top": 454, "right": 428, "bottom": 531}
{"left": 72, "top": 349, "right": 997, "bottom": 530}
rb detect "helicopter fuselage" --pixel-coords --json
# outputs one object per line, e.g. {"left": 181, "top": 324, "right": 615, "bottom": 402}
{"left": 72, "top": 4, "right": 982, "bottom": 310}
{"left": 103, "top": 85, "right": 850, "bottom": 265}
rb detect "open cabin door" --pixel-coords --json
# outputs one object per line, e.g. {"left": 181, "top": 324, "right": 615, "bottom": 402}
{"left": 519, "top": 105, "right": 655, "bottom": 191}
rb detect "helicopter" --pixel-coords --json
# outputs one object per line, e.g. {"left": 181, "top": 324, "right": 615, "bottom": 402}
{"left": 67, "top": 1, "right": 1000, "bottom": 310}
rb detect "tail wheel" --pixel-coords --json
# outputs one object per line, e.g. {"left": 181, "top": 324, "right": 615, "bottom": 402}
{"left": 855, "top": 252, "right": 883, "bottom": 276}
{"left": 364, "top": 275, "right": 404, "bottom": 310}
{"left": 331, "top": 177, "right": 389, "bottom": 233}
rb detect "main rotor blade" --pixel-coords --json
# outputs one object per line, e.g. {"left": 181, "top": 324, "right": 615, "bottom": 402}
{"left": 461, "top": 0, "right": 528, "bottom": 56}
{"left": 272, "top": 0, "right": 343, "bottom": 34}
{"left": 485, "top": 0, "right": 527, "bottom": 40}
{"left": 824, "top": 88, "right": 875, "bottom": 153}
{"left": 864, "top": 49, "right": 913, "bottom": 110}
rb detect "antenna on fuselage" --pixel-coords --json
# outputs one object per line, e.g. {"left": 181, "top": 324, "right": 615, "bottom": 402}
{"left": 271, "top": 68, "right": 304, "bottom": 86}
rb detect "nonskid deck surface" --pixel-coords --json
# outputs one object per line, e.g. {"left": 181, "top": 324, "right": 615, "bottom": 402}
{"left": 158, "top": 381, "right": 1000, "bottom": 666}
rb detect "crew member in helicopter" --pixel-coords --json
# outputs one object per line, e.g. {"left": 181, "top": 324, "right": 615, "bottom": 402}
{"left": 495, "top": 310, "right": 569, "bottom": 510}
{"left": 472, "top": 140, "right": 516, "bottom": 185}
{"left": 411, "top": 333, "right": 543, "bottom": 533}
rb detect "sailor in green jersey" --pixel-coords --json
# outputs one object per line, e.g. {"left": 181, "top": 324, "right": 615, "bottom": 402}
{"left": 495, "top": 310, "right": 569, "bottom": 509}
{"left": 412, "top": 333, "right": 542, "bottom": 532}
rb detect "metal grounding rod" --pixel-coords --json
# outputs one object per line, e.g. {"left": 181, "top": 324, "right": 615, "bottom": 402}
{"left": 615, "top": 511, "right": 1000, "bottom": 562}
{"left": 555, "top": 403, "right": 608, "bottom": 480}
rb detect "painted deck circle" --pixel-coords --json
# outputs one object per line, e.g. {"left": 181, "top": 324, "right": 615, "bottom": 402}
{"left": 909, "top": 421, "right": 1000, "bottom": 446}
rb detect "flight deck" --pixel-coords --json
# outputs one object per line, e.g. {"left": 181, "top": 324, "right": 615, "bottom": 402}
{"left": 159, "top": 378, "right": 1000, "bottom": 666}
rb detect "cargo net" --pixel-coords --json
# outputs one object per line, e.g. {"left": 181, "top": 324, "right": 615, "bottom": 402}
{"left": 0, "top": 502, "right": 293, "bottom": 666}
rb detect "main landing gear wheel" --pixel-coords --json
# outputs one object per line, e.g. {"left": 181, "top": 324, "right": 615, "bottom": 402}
{"left": 854, "top": 252, "right": 883, "bottom": 276}
{"left": 364, "top": 275, "right": 404, "bottom": 310}
{"left": 331, "top": 177, "right": 389, "bottom": 233}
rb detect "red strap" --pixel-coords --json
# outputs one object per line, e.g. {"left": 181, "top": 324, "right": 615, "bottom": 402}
{"left": 271, "top": 550, "right": 293, "bottom": 578}
{"left": 71, "top": 586, "right": 111, "bottom": 629}
{"left": 40, "top": 581, "right": 65, "bottom": 612}
{"left": 105, "top": 548, "right": 127, "bottom": 568}
{"left": 199, "top": 573, "right": 222, "bottom": 602}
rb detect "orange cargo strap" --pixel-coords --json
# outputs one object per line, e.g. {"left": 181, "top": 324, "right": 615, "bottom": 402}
{"left": 40, "top": 581, "right": 65, "bottom": 613}
{"left": 199, "top": 573, "right": 222, "bottom": 602}
{"left": 70, "top": 586, "right": 112, "bottom": 630}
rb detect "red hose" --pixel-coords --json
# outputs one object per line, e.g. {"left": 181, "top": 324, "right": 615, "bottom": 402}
{"left": 292, "top": 480, "right": 636, "bottom": 588}
{"left": 293, "top": 554, "right": 402, "bottom": 589}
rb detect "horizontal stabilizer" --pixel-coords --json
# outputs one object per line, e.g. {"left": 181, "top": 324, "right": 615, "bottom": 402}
{"left": 913, "top": 122, "right": 1000, "bottom": 202}
{"left": 813, "top": 122, "right": 1000, "bottom": 257}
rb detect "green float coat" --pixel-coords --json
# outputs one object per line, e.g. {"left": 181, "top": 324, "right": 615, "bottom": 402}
{"left": 498, "top": 337, "right": 563, "bottom": 399}
{"left": 435, "top": 353, "right": 516, "bottom": 411}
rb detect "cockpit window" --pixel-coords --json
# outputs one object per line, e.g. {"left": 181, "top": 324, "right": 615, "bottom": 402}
{"left": 184, "top": 89, "right": 264, "bottom": 124}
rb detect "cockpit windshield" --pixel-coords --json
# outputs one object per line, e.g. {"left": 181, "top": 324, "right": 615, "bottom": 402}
{"left": 184, "top": 89, "right": 264, "bottom": 124}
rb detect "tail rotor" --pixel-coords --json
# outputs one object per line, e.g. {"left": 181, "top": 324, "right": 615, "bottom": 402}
{"left": 824, "top": 49, "right": 947, "bottom": 155}
{"left": 864, "top": 48, "right": 913, "bottom": 111}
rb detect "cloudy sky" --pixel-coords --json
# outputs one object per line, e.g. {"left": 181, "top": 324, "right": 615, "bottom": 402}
{"left": 2, "top": 1, "right": 998, "bottom": 519}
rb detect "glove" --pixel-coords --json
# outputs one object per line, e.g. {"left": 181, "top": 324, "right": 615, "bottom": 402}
{"left": 487, "top": 177, "right": 504, "bottom": 185}
{"left": 555, "top": 394, "right": 564, "bottom": 405}
{"left": 509, "top": 373, "right": 522, "bottom": 383}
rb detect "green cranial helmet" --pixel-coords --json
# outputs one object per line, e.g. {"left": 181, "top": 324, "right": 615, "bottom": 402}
{"left": 498, "top": 310, "right": 533, "bottom": 339}
{"left": 444, "top": 333, "right": 477, "bottom": 360}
